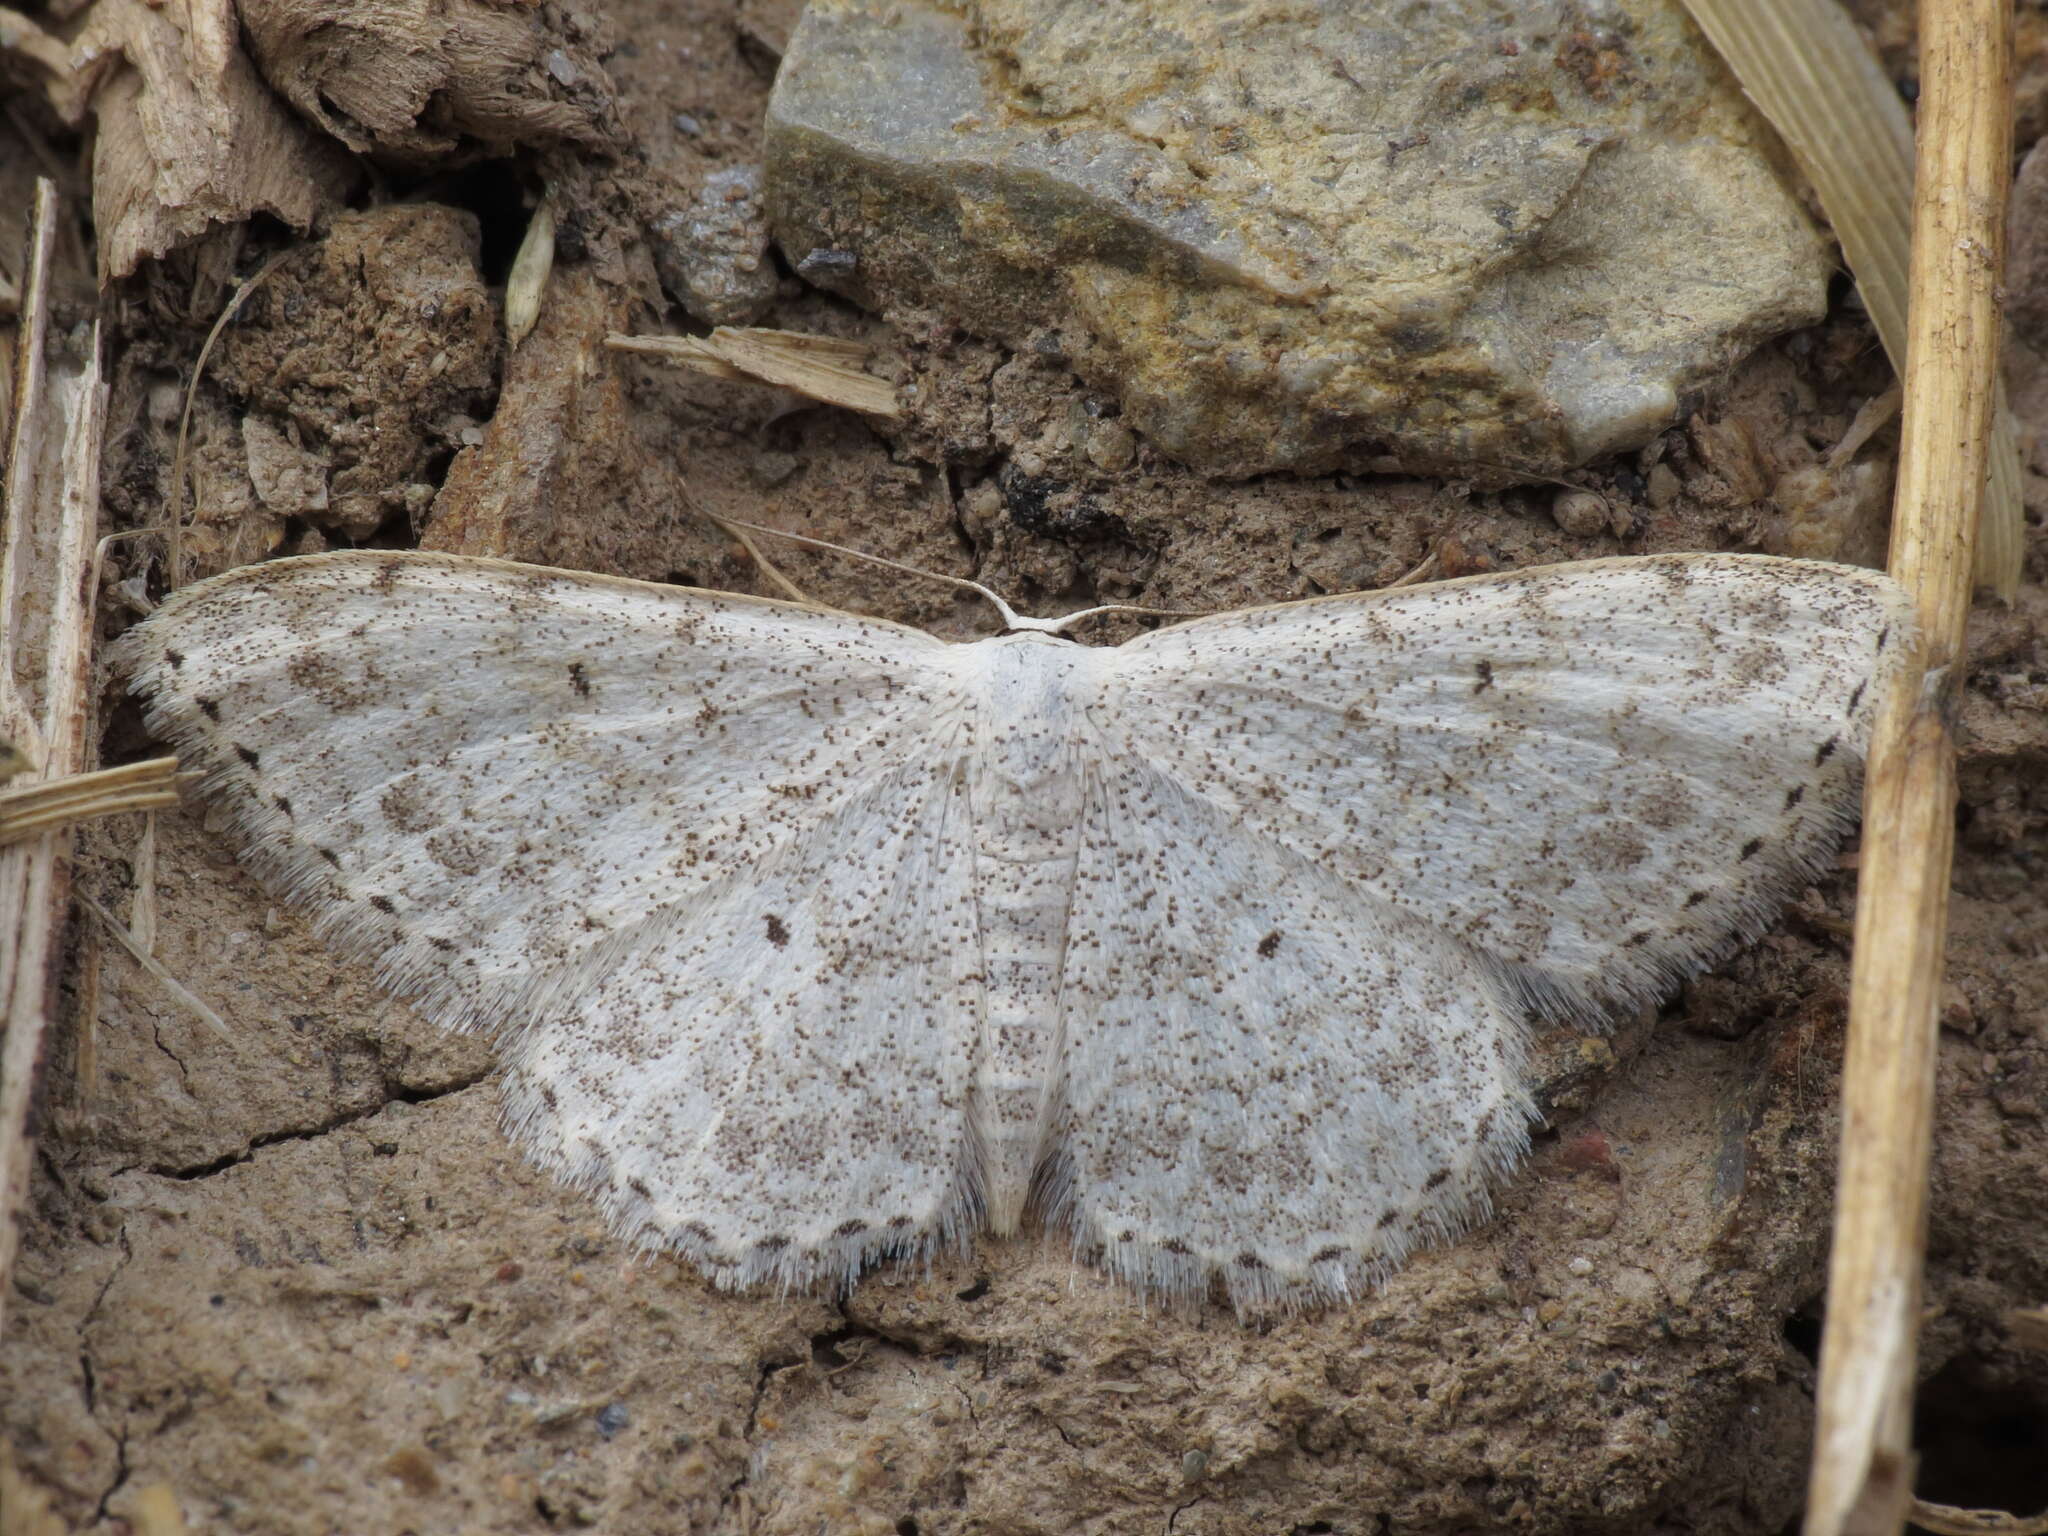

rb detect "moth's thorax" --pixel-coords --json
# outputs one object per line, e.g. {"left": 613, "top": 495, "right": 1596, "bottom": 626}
{"left": 966, "top": 630, "right": 1097, "bottom": 794}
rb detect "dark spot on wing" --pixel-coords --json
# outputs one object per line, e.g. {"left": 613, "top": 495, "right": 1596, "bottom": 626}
{"left": 1472, "top": 659, "right": 1495, "bottom": 693}
{"left": 1626, "top": 930, "right": 1652, "bottom": 947}
{"left": 755, "top": 1235, "right": 791, "bottom": 1252}
{"left": 1815, "top": 735, "right": 1839, "bottom": 766}
{"left": 273, "top": 794, "right": 293, "bottom": 818}
{"left": 1257, "top": 931, "right": 1281, "bottom": 959}
{"left": 1422, "top": 1168, "right": 1451, "bottom": 1191}
{"left": 568, "top": 661, "right": 591, "bottom": 698}
{"left": 163, "top": 648, "right": 184, "bottom": 668}
{"left": 627, "top": 1177, "right": 653, "bottom": 1199}
{"left": 1684, "top": 890, "right": 1709, "bottom": 909}
{"left": 1161, "top": 1238, "right": 1192, "bottom": 1256}
{"left": 317, "top": 847, "right": 342, "bottom": 868}
{"left": 1848, "top": 681, "right": 1867, "bottom": 712}
{"left": 234, "top": 744, "right": 260, "bottom": 769}
{"left": 1234, "top": 1251, "right": 1267, "bottom": 1270}
{"left": 887, "top": 1215, "right": 914, "bottom": 1229}
{"left": 369, "top": 894, "right": 396, "bottom": 914}
{"left": 834, "top": 1219, "right": 869, "bottom": 1237}
{"left": 198, "top": 698, "right": 220, "bottom": 720}
{"left": 380, "top": 783, "right": 436, "bottom": 835}
{"left": 539, "top": 1084, "right": 559, "bottom": 1111}
{"left": 1785, "top": 785, "right": 1806, "bottom": 811}
{"left": 765, "top": 914, "right": 791, "bottom": 949}
{"left": 1740, "top": 837, "right": 1764, "bottom": 861}
{"left": 429, "top": 936, "right": 456, "bottom": 952}
{"left": 1311, "top": 1245, "right": 1348, "bottom": 1264}
{"left": 1376, "top": 1209, "right": 1401, "bottom": 1229}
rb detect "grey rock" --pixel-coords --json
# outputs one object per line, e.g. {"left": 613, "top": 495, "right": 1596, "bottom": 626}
{"left": 653, "top": 164, "right": 778, "bottom": 327}
{"left": 766, "top": 0, "right": 1830, "bottom": 479}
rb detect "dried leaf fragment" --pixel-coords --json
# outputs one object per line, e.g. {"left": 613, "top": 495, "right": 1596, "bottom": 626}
{"left": 606, "top": 328, "right": 900, "bottom": 417}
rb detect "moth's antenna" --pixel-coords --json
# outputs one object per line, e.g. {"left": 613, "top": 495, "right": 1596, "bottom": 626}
{"left": 708, "top": 515, "right": 1197, "bottom": 634}
{"left": 705, "top": 512, "right": 817, "bottom": 606}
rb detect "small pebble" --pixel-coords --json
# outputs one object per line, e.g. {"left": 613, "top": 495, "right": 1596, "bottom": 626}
{"left": 797, "top": 248, "right": 859, "bottom": 281}
{"left": 596, "top": 1402, "right": 630, "bottom": 1438}
{"left": 1551, "top": 489, "right": 1609, "bottom": 537}
{"left": 750, "top": 451, "right": 800, "bottom": 488}
{"left": 546, "top": 49, "right": 578, "bottom": 86}
{"left": 1567, "top": 1256, "right": 1594, "bottom": 1277}
{"left": 1646, "top": 462, "right": 1682, "bottom": 508}
{"left": 673, "top": 113, "right": 703, "bottom": 136}
{"left": 1084, "top": 419, "right": 1137, "bottom": 473}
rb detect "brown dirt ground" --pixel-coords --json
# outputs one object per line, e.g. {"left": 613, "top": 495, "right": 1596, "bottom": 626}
{"left": 4, "top": 2, "right": 2047, "bottom": 1533}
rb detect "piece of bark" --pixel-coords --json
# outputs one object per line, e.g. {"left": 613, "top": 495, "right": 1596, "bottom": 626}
{"left": 423, "top": 261, "right": 643, "bottom": 562}
{"left": 70, "top": 0, "right": 353, "bottom": 282}
{"left": 239, "top": 0, "right": 624, "bottom": 163}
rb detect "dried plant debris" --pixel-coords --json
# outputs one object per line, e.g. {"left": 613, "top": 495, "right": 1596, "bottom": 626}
{"left": 237, "top": 0, "right": 624, "bottom": 161}
{"left": 1679, "top": 0, "right": 2025, "bottom": 599}
{"left": 607, "top": 327, "right": 900, "bottom": 417}
{"left": 505, "top": 199, "right": 556, "bottom": 349}
{"left": 70, "top": 0, "right": 354, "bottom": 281}
{"left": 0, "top": 759, "right": 181, "bottom": 847}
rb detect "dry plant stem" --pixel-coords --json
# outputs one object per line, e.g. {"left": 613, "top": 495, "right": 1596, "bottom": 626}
{"left": 1677, "top": 0, "right": 2024, "bottom": 601}
{"left": 1910, "top": 1500, "right": 2048, "bottom": 1536}
{"left": 1804, "top": 3, "right": 2010, "bottom": 1533}
{"left": 605, "top": 328, "right": 901, "bottom": 417}
{"left": 0, "top": 758, "right": 182, "bottom": 845}
{"left": 75, "top": 893, "right": 229, "bottom": 1046}
{"left": 0, "top": 177, "right": 105, "bottom": 1338}
{"left": 168, "top": 249, "right": 293, "bottom": 592}
{"left": 0, "top": 180, "right": 57, "bottom": 764}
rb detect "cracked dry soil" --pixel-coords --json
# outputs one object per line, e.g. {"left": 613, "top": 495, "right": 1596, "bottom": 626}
{"left": 4, "top": 0, "right": 2048, "bottom": 1531}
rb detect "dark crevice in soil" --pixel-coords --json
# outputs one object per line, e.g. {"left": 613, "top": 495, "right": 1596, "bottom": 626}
{"left": 81, "top": 1228, "right": 135, "bottom": 1522}
{"left": 148, "top": 1017, "right": 191, "bottom": 1082}
{"left": 1781, "top": 1296, "right": 1824, "bottom": 1365}
{"left": 723, "top": 1320, "right": 832, "bottom": 1525}
{"left": 140, "top": 1069, "right": 494, "bottom": 1181}
{"left": 1912, "top": 1352, "right": 2048, "bottom": 1519}
{"left": 90, "top": 1422, "right": 130, "bottom": 1527}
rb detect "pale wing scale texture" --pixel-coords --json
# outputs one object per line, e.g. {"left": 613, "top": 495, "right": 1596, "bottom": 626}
{"left": 116, "top": 553, "right": 989, "bottom": 1283}
{"left": 118, "top": 548, "right": 1916, "bottom": 1312}
{"left": 1047, "top": 763, "right": 1533, "bottom": 1311}
{"left": 501, "top": 756, "right": 987, "bottom": 1288}
{"left": 1089, "top": 556, "right": 1915, "bottom": 1017}
{"left": 1047, "top": 554, "right": 1912, "bottom": 1306}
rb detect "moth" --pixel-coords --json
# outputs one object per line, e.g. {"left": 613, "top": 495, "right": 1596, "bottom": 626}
{"left": 116, "top": 550, "right": 1911, "bottom": 1311}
